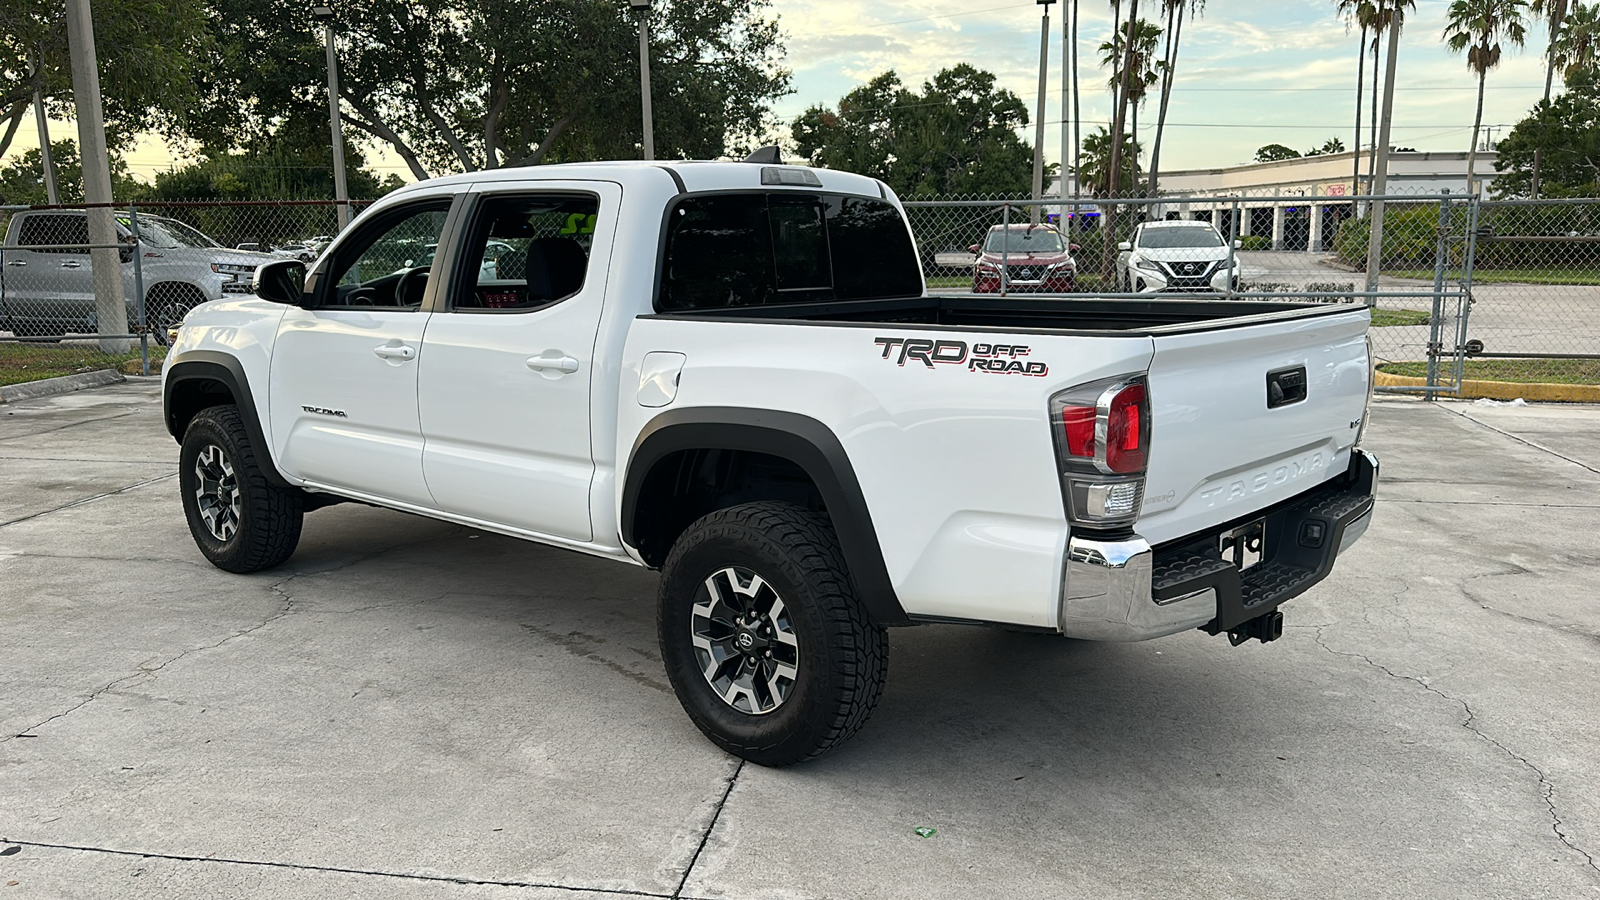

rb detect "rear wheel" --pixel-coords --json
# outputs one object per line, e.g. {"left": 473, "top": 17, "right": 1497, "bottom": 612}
{"left": 658, "top": 502, "right": 888, "bottom": 766}
{"left": 179, "top": 405, "right": 303, "bottom": 573}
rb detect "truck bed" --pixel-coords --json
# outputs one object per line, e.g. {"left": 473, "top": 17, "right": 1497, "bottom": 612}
{"left": 645, "top": 294, "right": 1354, "bottom": 335}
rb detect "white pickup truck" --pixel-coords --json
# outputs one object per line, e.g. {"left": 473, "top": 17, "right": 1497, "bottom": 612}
{"left": 1, "top": 208, "right": 272, "bottom": 341}
{"left": 161, "top": 158, "right": 1377, "bottom": 766}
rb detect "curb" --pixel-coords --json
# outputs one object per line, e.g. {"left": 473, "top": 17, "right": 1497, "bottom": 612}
{"left": 1375, "top": 369, "right": 1600, "bottom": 402}
{"left": 0, "top": 369, "right": 127, "bottom": 404}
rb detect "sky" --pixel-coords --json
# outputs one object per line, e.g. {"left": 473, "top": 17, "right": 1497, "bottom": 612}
{"left": 6, "top": 0, "right": 1562, "bottom": 182}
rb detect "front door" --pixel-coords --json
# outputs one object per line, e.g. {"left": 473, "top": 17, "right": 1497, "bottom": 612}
{"left": 268, "top": 197, "right": 457, "bottom": 506}
{"left": 417, "top": 182, "right": 618, "bottom": 542}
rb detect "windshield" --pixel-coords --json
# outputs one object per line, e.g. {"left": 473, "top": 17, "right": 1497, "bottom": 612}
{"left": 1138, "top": 227, "right": 1224, "bottom": 249}
{"left": 117, "top": 216, "right": 223, "bottom": 250}
{"left": 985, "top": 229, "right": 1065, "bottom": 254}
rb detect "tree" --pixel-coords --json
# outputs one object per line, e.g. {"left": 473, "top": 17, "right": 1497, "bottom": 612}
{"left": 1098, "top": 18, "right": 1162, "bottom": 188}
{"left": 1550, "top": 2, "right": 1600, "bottom": 82}
{"left": 0, "top": 140, "right": 144, "bottom": 205}
{"left": 1364, "top": 1, "right": 1416, "bottom": 194}
{"left": 791, "top": 65, "right": 1035, "bottom": 197}
{"left": 1255, "top": 143, "right": 1302, "bottom": 162}
{"left": 148, "top": 110, "right": 403, "bottom": 201}
{"left": 1333, "top": 0, "right": 1374, "bottom": 202}
{"left": 1146, "top": 0, "right": 1205, "bottom": 198}
{"left": 0, "top": 0, "right": 211, "bottom": 161}
{"left": 1306, "top": 136, "right": 1348, "bottom": 156}
{"left": 1444, "top": 0, "right": 1530, "bottom": 186}
{"left": 192, "top": 0, "right": 789, "bottom": 178}
{"left": 1077, "top": 126, "right": 1141, "bottom": 197}
{"left": 1491, "top": 67, "right": 1600, "bottom": 196}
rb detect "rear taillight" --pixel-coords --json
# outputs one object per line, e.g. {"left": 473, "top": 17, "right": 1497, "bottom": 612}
{"left": 1049, "top": 374, "right": 1151, "bottom": 529}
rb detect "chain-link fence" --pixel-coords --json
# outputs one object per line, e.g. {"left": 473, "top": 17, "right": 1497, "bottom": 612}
{"left": 904, "top": 190, "right": 1600, "bottom": 392}
{"left": 0, "top": 200, "right": 365, "bottom": 387}
{"left": 3, "top": 193, "right": 1596, "bottom": 392}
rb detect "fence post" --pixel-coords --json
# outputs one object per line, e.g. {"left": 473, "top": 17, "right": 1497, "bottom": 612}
{"left": 1455, "top": 195, "right": 1483, "bottom": 393}
{"left": 1225, "top": 198, "right": 1240, "bottom": 298}
{"left": 1000, "top": 203, "right": 1010, "bottom": 296}
{"left": 1425, "top": 193, "right": 1452, "bottom": 395}
{"left": 130, "top": 203, "right": 149, "bottom": 376}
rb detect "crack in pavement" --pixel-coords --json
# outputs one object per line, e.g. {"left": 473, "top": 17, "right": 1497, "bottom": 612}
{"left": 673, "top": 759, "right": 745, "bottom": 899}
{"left": 1442, "top": 405, "right": 1600, "bottom": 477}
{"left": 0, "top": 409, "right": 143, "bottom": 443}
{"left": 0, "top": 838, "right": 700, "bottom": 898}
{"left": 1, "top": 573, "right": 299, "bottom": 744}
{"left": 1310, "top": 624, "right": 1600, "bottom": 875}
{"left": 0, "top": 472, "right": 177, "bottom": 529}
{"left": 519, "top": 624, "right": 672, "bottom": 696}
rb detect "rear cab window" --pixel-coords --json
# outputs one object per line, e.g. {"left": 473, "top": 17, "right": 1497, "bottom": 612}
{"left": 657, "top": 192, "right": 921, "bottom": 312}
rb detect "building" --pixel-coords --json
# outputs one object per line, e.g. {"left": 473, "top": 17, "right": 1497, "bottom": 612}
{"left": 1052, "top": 149, "right": 1496, "bottom": 252}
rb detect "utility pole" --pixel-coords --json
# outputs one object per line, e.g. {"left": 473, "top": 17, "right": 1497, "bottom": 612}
{"left": 312, "top": 6, "right": 350, "bottom": 231}
{"left": 1363, "top": 14, "right": 1402, "bottom": 307}
{"left": 1059, "top": 4, "right": 1071, "bottom": 232}
{"left": 630, "top": 0, "right": 655, "bottom": 160}
{"left": 1030, "top": 0, "right": 1055, "bottom": 225}
{"left": 28, "top": 62, "right": 59, "bottom": 204}
{"left": 64, "top": 0, "right": 127, "bottom": 352}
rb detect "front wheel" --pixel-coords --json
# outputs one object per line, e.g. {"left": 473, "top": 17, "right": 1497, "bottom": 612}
{"left": 658, "top": 502, "right": 888, "bottom": 766}
{"left": 179, "top": 405, "right": 303, "bottom": 573}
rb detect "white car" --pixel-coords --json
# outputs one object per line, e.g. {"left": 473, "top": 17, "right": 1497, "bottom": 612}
{"left": 1116, "top": 220, "right": 1241, "bottom": 294}
{"left": 162, "top": 157, "right": 1376, "bottom": 766}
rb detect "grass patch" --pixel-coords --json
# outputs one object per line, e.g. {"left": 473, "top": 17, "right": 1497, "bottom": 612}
{"left": 1380, "top": 359, "right": 1600, "bottom": 385}
{"left": 1385, "top": 268, "right": 1600, "bottom": 285}
{"left": 1370, "top": 307, "right": 1431, "bottom": 327}
{"left": 0, "top": 340, "right": 164, "bottom": 387}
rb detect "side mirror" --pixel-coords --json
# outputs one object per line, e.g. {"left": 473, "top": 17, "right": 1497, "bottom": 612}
{"left": 967, "top": 244, "right": 981, "bottom": 254}
{"left": 1233, "top": 240, "right": 1242, "bottom": 250}
{"left": 119, "top": 245, "right": 135, "bottom": 264}
{"left": 254, "top": 259, "right": 308, "bottom": 305}
{"left": 1117, "top": 241, "right": 1131, "bottom": 251}
{"left": 1068, "top": 243, "right": 1081, "bottom": 254}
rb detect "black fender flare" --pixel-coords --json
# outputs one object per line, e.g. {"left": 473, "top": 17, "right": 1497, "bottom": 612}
{"left": 162, "top": 350, "right": 289, "bottom": 487}
{"left": 622, "top": 407, "right": 909, "bottom": 626}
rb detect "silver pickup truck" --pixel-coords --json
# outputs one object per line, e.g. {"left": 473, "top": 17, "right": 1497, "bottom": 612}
{"left": 0, "top": 208, "right": 273, "bottom": 342}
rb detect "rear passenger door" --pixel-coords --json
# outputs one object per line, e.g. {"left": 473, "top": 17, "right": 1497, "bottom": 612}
{"left": 416, "top": 182, "right": 619, "bottom": 543}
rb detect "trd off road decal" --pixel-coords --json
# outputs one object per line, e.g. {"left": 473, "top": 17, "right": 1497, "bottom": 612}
{"left": 873, "top": 337, "right": 1048, "bottom": 376}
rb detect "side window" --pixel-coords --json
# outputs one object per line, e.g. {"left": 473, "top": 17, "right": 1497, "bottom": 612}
{"left": 450, "top": 193, "right": 597, "bottom": 312}
{"left": 323, "top": 203, "right": 451, "bottom": 310}
{"left": 16, "top": 215, "right": 90, "bottom": 253}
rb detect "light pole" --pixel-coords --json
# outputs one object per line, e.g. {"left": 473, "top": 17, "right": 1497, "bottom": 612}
{"left": 313, "top": 6, "right": 351, "bottom": 231}
{"left": 629, "top": 0, "right": 655, "bottom": 161}
{"left": 1030, "top": 0, "right": 1055, "bottom": 225}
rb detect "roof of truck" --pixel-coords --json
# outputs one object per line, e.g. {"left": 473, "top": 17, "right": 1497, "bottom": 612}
{"left": 388, "top": 159, "right": 893, "bottom": 202}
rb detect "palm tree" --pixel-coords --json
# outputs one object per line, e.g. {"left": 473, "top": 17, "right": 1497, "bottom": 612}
{"left": 1334, "top": 0, "right": 1375, "bottom": 208}
{"left": 1444, "top": 0, "right": 1530, "bottom": 187}
{"left": 1099, "top": 19, "right": 1162, "bottom": 188}
{"left": 1106, "top": 0, "right": 1137, "bottom": 203}
{"left": 1366, "top": 1, "right": 1416, "bottom": 201}
{"left": 1550, "top": 2, "right": 1599, "bottom": 81}
{"left": 1146, "top": 0, "right": 1207, "bottom": 198}
{"left": 1078, "top": 126, "right": 1141, "bottom": 197}
{"left": 1529, "top": 0, "right": 1568, "bottom": 196}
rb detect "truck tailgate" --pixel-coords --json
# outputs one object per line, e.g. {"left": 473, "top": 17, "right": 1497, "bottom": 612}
{"left": 1136, "top": 307, "right": 1370, "bottom": 546}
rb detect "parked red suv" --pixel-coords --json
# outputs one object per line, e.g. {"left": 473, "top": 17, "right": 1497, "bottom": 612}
{"left": 971, "top": 224, "right": 1077, "bottom": 293}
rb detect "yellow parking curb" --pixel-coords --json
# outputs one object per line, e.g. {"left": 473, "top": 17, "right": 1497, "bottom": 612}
{"left": 1375, "top": 369, "right": 1600, "bottom": 402}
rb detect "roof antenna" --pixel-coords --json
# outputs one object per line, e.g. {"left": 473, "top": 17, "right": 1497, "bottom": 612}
{"left": 743, "top": 146, "right": 782, "bottom": 164}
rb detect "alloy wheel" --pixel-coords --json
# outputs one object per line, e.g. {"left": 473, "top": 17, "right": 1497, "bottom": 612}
{"left": 690, "top": 566, "right": 801, "bottom": 715}
{"left": 193, "top": 444, "right": 242, "bottom": 542}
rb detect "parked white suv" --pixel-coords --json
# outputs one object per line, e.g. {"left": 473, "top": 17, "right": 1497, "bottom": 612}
{"left": 1116, "top": 220, "right": 1241, "bottom": 294}
{"left": 0, "top": 209, "right": 274, "bottom": 341}
{"left": 162, "top": 157, "right": 1377, "bottom": 765}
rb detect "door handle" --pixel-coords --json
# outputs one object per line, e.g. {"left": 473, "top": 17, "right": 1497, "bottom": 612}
{"left": 5, "top": 260, "right": 24, "bottom": 267}
{"left": 60, "top": 260, "right": 83, "bottom": 269}
{"left": 373, "top": 344, "right": 416, "bottom": 361}
{"left": 526, "top": 354, "right": 580, "bottom": 374}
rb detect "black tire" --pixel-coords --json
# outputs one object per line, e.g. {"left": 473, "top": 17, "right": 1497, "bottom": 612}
{"left": 658, "top": 501, "right": 888, "bottom": 767}
{"left": 179, "top": 405, "right": 303, "bottom": 573}
{"left": 147, "top": 284, "right": 207, "bottom": 346}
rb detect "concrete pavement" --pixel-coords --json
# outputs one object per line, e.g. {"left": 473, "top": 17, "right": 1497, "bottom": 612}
{"left": 2, "top": 381, "right": 1598, "bottom": 898}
